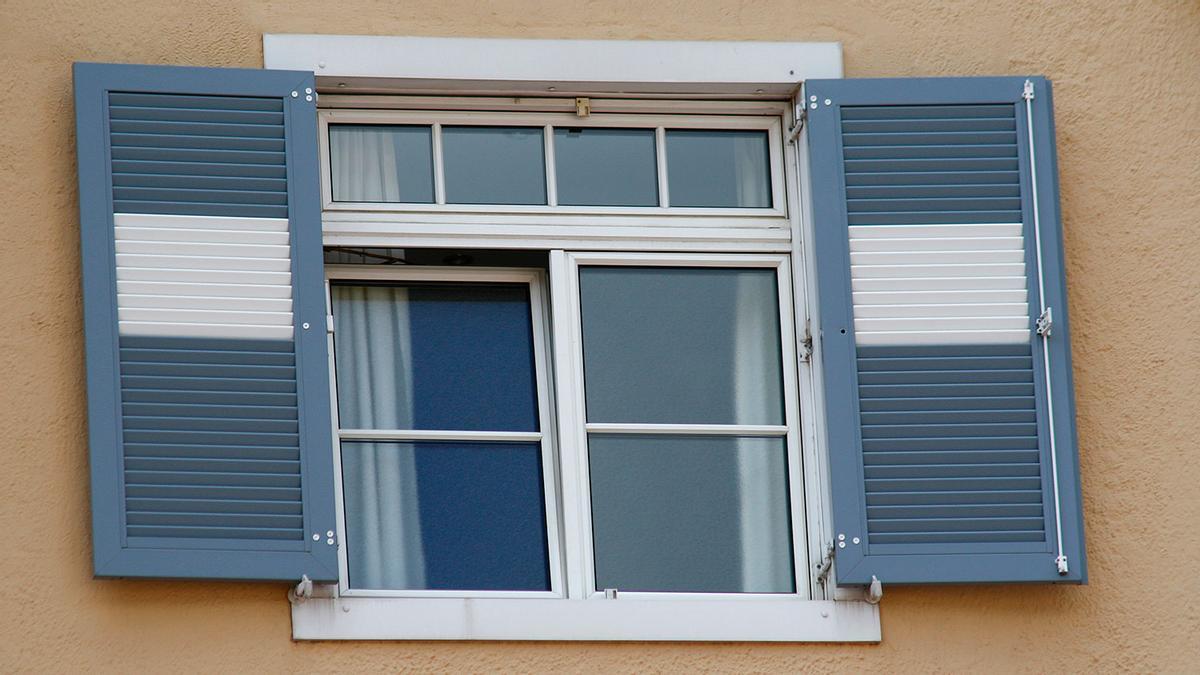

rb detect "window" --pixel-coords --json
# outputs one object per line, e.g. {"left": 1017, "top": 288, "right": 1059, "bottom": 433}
{"left": 308, "top": 96, "right": 845, "bottom": 640}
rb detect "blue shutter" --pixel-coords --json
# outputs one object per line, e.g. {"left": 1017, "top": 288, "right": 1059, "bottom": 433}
{"left": 75, "top": 63, "right": 338, "bottom": 581}
{"left": 807, "top": 77, "right": 1085, "bottom": 584}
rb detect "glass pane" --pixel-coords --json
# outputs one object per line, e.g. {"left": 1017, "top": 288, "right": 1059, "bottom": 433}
{"left": 579, "top": 267, "right": 784, "bottom": 425}
{"left": 442, "top": 126, "right": 547, "bottom": 205}
{"left": 331, "top": 283, "right": 538, "bottom": 431}
{"left": 342, "top": 441, "right": 550, "bottom": 591}
{"left": 329, "top": 125, "right": 434, "bottom": 203}
{"left": 554, "top": 128, "right": 658, "bottom": 206}
{"left": 589, "top": 434, "right": 794, "bottom": 593}
{"left": 666, "top": 130, "right": 771, "bottom": 208}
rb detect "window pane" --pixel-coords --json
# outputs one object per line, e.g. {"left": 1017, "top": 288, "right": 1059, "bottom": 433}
{"left": 579, "top": 267, "right": 784, "bottom": 425}
{"left": 329, "top": 125, "right": 434, "bottom": 203}
{"left": 341, "top": 441, "right": 550, "bottom": 591}
{"left": 331, "top": 283, "right": 538, "bottom": 431}
{"left": 589, "top": 434, "right": 794, "bottom": 593}
{"left": 554, "top": 128, "right": 658, "bottom": 206}
{"left": 666, "top": 130, "right": 771, "bottom": 208}
{"left": 442, "top": 126, "right": 546, "bottom": 205}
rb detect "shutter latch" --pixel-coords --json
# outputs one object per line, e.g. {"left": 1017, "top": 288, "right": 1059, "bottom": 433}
{"left": 1036, "top": 307, "right": 1053, "bottom": 337}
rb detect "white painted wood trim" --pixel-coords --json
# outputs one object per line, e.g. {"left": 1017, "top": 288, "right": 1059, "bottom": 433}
{"left": 290, "top": 596, "right": 880, "bottom": 642}
{"left": 264, "top": 35, "right": 843, "bottom": 96}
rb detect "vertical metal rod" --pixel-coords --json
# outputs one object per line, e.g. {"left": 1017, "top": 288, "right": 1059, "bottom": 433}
{"left": 1023, "top": 79, "right": 1068, "bottom": 575}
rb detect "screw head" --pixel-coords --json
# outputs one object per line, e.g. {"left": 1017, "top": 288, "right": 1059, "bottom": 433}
{"left": 838, "top": 533, "right": 846, "bottom": 541}
{"left": 305, "top": 87, "right": 313, "bottom": 94}
{"left": 302, "top": 322, "right": 310, "bottom": 330}
{"left": 852, "top": 537, "right": 861, "bottom": 544}
{"left": 305, "top": 95, "right": 313, "bottom": 102}
{"left": 326, "top": 538, "right": 335, "bottom": 545}
{"left": 810, "top": 95, "right": 817, "bottom": 102}
{"left": 810, "top": 103, "right": 818, "bottom": 109}
{"left": 838, "top": 541, "right": 846, "bottom": 548}
{"left": 291, "top": 91, "right": 299, "bottom": 98}
{"left": 824, "top": 98, "right": 832, "bottom": 105}
{"left": 312, "top": 533, "right": 320, "bottom": 541}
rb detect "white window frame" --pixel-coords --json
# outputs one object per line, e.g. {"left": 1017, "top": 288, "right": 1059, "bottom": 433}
{"left": 276, "top": 34, "right": 878, "bottom": 642}
{"left": 323, "top": 265, "right": 563, "bottom": 600}
{"left": 318, "top": 103, "right": 797, "bottom": 252}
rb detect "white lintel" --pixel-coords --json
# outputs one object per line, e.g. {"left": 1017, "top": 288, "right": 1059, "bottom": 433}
{"left": 263, "top": 34, "right": 843, "bottom": 96}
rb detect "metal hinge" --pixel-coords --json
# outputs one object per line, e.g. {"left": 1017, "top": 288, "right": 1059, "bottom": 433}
{"left": 814, "top": 542, "right": 836, "bottom": 586}
{"left": 1023, "top": 79, "right": 1035, "bottom": 101}
{"left": 787, "top": 108, "right": 806, "bottom": 143}
{"left": 326, "top": 314, "right": 335, "bottom": 334}
{"left": 799, "top": 324, "right": 814, "bottom": 362}
{"left": 1055, "top": 555, "right": 1069, "bottom": 575}
{"left": 1035, "top": 307, "right": 1053, "bottom": 337}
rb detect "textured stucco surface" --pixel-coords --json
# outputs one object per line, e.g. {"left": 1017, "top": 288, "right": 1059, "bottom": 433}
{"left": 1, "top": 0, "right": 1198, "bottom": 671}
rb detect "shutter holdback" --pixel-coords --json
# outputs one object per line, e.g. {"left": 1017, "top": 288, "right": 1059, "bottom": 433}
{"left": 1023, "top": 79, "right": 1069, "bottom": 576}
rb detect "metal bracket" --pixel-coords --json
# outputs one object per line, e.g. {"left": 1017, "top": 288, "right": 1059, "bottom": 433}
{"left": 1022, "top": 79, "right": 1035, "bottom": 101}
{"left": 288, "top": 574, "right": 313, "bottom": 605}
{"left": 575, "top": 97, "right": 591, "bottom": 118}
{"left": 787, "top": 108, "right": 806, "bottom": 143}
{"left": 1036, "top": 307, "right": 1053, "bottom": 337}
{"left": 1055, "top": 555, "right": 1070, "bottom": 575}
{"left": 603, "top": 588, "right": 619, "bottom": 599}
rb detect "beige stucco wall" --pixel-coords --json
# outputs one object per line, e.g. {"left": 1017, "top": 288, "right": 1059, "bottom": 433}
{"left": 1, "top": 0, "right": 1198, "bottom": 671}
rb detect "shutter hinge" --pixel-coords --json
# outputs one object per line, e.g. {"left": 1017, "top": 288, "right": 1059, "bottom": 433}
{"left": 1055, "top": 555, "right": 1069, "bottom": 575}
{"left": 1023, "top": 79, "right": 1035, "bottom": 101}
{"left": 326, "top": 313, "right": 335, "bottom": 334}
{"left": 1035, "top": 307, "right": 1053, "bottom": 337}
{"left": 787, "top": 108, "right": 806, "bottom": 143}
{"left": 799, "top": 322, "right": 814, "bottom": 361}
{"left": 814, "top": 542, "right": 836, "bottom": 586}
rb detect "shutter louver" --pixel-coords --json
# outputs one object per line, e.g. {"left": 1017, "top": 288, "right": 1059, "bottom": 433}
{"left": 75, "top": 63, "right": 337, "bottom": 581}
{"left": 807, "top": 77, "right": 1085, "bottom": 585}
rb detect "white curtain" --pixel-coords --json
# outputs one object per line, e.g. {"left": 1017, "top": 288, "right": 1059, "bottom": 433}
{"left": 733, "top": 272, "right": 792, "bottom": 592}
{"left": 334, "top": 285, "right": 426, "bottom": 589}
{"left": 330, "top": 127, "right": 403, "bottom": 202}
{"left": 734, "top": 133, "right": 771, "bottom": 208}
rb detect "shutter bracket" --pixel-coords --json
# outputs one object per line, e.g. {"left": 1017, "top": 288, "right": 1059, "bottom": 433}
{"left": 1055, "top": 555, "right": 1069, "bottom": 575}
{"left": 1036, "top": 307, "right": 1053, "bottom": 337}
{"left": 1023, "top": 79, "right": 1035, "bottom": 101}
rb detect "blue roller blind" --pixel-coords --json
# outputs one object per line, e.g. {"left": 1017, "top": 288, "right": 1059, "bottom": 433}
{"left": 807, "top": 77, "right": 1085, "bottom": 585}
{"left": 75, "top": 62, "right": 337, "bottom": 581}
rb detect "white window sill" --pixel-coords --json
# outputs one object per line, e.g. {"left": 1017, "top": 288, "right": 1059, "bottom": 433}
{"left": 290, "top": 596, "right": 881, "bottom": 642}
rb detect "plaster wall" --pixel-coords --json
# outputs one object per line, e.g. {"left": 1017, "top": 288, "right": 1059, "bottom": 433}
{"left": 0, "top": 1, "right": 1197, "bottom": 671}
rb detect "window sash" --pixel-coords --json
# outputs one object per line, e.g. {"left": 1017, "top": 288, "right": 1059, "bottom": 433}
{"left": 324, "top": 265, "right": 564, "bottom": 599}
{"left": 549, "top": 251, "right": 810, "bottom": 600}
{"left": 318, "top": 110, "right": 788, "bottom": 218}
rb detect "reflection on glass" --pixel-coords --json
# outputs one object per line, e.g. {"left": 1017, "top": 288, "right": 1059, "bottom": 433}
{"left": 579, "top": 267, "right": 784, "bottom": 425}
{"left": 341, "top": 441, "right": 550, "bottom": 591}
{"left": 554, "top": 128, "right": 658, "bottom": 206}
{"left": 329, "top": 125, "right": 435, "bottom": 203}
{"left": 331, "top": 283, "right": 538, "bottom": 431}
{"left": 589, "top": 434, "right": 794, "bottom": 593}
{"left": 442, "top": 126, "right": 547, "bottom": 205}
{"left": 666, "top": 130, "right": 771, "bottom": 208}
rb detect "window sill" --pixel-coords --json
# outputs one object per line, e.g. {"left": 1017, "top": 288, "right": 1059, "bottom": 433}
{"left": 289, "top": 595, "right": 881, "bottom": 642}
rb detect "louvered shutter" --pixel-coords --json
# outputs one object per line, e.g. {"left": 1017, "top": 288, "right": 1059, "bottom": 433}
{"left": 806, "top": 77, "right": 1085, "bottom": 584}
{"left": 74, "top": 63, "right": 338, "bottom": 580}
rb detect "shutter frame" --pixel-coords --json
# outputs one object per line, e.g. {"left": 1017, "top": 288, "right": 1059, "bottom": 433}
{"left": 75, "top": 62, "right": 338, "bottom": 581}
{"left": 806, "top": 76, "right": 1086, "bottom": 585}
